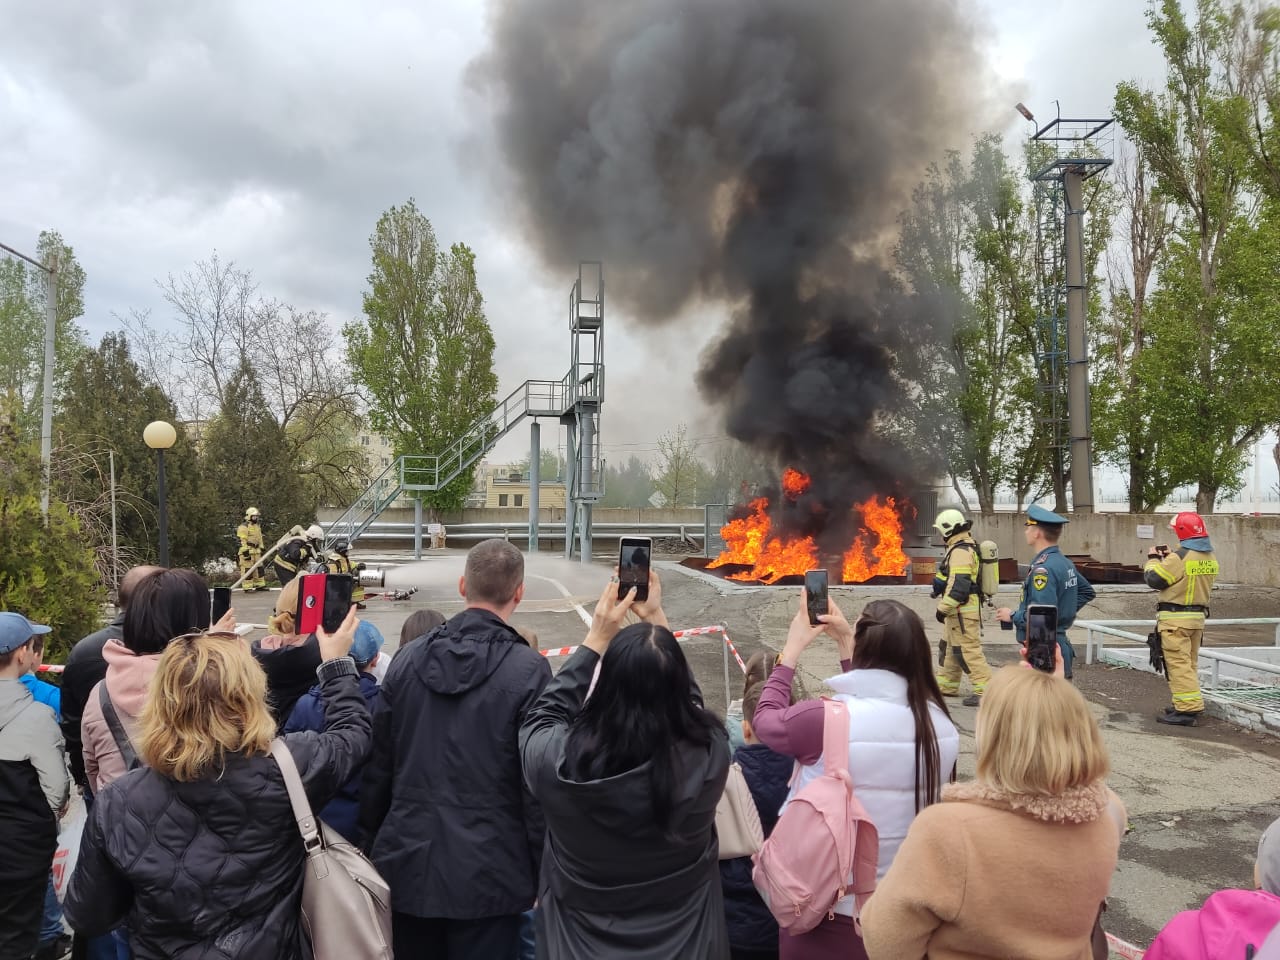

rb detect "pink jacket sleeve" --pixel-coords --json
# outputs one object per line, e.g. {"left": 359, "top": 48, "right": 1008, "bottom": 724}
{"left": 81, "top": 681, "right": 128, "bottom": 794}
{"left": 752, "top": 661, "right": 851, "bottom": 766}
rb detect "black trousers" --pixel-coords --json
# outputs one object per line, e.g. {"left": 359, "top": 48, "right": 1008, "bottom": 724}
{"left": 0, "top": 874, "right": 47, "bottom": 960}
{"left": 392, "top": 913, "right": 522, "bottom": 960}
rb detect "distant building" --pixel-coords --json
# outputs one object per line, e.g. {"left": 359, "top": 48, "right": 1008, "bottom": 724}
{"left": 477, "top": 462, "right": 567, "bottom": 510}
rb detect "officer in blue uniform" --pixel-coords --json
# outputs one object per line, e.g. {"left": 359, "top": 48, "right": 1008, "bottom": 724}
{"left": 995, "top": 504, "right": 1096, "bottom": 679}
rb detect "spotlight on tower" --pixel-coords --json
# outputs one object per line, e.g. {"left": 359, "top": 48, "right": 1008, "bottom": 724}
{"left": 1015, "top": 102, "right": 1036, "bottom": 122}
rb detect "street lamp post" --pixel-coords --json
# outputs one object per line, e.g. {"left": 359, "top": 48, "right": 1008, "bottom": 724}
{"left": 143, "top": 421, "right": 177, "bottom": 566}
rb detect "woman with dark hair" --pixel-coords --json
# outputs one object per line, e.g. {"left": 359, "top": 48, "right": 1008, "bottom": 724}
{"left": 520, "top": 572, "right": 731, "bottom": 959}
{"left": 398, "top": 608, "right": 446, "bottom": 649}
{"left": 753, "top": 595, "right": 960, "bottom": 960}
{"left": 81, "top": 568, "right": 230, "bottom": 793}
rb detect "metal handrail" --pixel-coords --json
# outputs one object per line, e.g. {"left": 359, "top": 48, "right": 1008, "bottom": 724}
{"left": 1077, "top": 618, "right": 1280, "bottom": 665}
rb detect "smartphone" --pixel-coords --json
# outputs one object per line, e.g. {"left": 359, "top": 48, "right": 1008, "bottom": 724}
{"left": 1025, "top": 603, "right": 1059, "bottom": 673}
{"left": 211, "top": 587, "right": 231, "bottom": 626}
{"left": 618, "top": 537, "right": 652, "bottom": 603}
{"left": 322, "top": 574, "right": 355, "bottom": 634}
{"left": 805, "top": 569, "right": 829, "bottom": 626}
{"left": 296, "top": 574, "right": 327, "bottom": 636}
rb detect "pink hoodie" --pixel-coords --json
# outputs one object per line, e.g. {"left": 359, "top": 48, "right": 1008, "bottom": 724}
{"left": 80, "top": 638, "right": 162, "bottom": 793}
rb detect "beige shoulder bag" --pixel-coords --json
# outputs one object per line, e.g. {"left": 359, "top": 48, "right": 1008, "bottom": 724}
{"left": 269, "top": 739, "right": 394, "bottom": 959}
{"left": 715, "top": 761, "right": 764, "bottom": 859}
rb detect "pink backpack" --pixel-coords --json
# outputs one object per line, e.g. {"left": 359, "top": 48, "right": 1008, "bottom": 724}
{"left": 1144, "top": 889, "right": 1280, "bottom": 960}
{"left": 751, "top": 699, "right": 879, "bottom": 935}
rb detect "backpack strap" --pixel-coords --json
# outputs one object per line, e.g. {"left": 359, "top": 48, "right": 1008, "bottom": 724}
{"left": 821, "top": 698, "right": 852, "bottom": 782}
{"left": 269, "top": 738, "right": 324, "bottom": 856}
{"left": 98, "top": 683, "right": 141, "bottom": 772}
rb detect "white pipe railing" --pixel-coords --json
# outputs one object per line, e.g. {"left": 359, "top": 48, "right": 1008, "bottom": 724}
{"left": 1078, "top": 618, "right": 1280, "bottom": 665}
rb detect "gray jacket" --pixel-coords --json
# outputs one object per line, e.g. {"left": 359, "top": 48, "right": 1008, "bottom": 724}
{"left": 0, "top": 678, "right": 69, "bottom": 880}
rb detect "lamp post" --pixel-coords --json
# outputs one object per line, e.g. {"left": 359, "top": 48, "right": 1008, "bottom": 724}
{"left": 143, "top": 421, "right": 177, "bottom": 566}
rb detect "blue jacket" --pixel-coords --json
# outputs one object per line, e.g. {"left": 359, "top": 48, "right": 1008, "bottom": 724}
{"left": 719, "top": 741, "right": 794, "bottom": 951}
{"left": 19, "top": 673, "right": 61, "bottom": 722}
{"left": 1012, "top": 545, "right": 1096, "bottom": 676}
{"left": 283, "top": 672, "right": 381, "bottom": 843}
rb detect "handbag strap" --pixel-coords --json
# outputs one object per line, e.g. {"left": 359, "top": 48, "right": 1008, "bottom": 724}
{"left": 269, "top": 738, "right": 322, "bottom": 852}
{"left": 98, "top": 683, "right": 140, "bottom": 771}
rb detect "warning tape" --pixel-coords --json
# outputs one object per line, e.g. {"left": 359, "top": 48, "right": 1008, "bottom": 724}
{"left": 36, "top": 664, "right": 63, "bottom": 674}
{"left": 539, "top": 624, "right": 749, "bottom": 674}
{"left": 1105, "top": 934, "right": 1145, "bottom": 959}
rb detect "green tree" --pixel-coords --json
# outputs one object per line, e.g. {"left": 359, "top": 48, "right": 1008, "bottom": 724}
{"left": 345, "top": 200, "right": 499, "bottom": 516}
{"left": 1115, "top": 0, "right": 1276, "bottom": 510}
{"left": 600, "top": 456, "right": 656, "bottom": 508}
{"left": 653, "top": 424, "right": 705, "bottom": 507}
{"left": 201, "top": 361, "right": 314, "bottom": 557}
{"left": 511, "top": 448, "right": 566, "bottom": 482}
{"left": 55, "top": 334, "right": 219, "bottom": 572}
{"left": 1092, "top": 148, "right": 1181, "bottom": 510}
{"left": 0, "top": 231, "right": 88, "bottom": 435}
{"left": 0, "top": 411, "right": 103, "bottom": 663}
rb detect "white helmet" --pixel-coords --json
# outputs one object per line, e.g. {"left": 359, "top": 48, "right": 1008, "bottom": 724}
{"left": 305, "top": 524, "right": 325, "bottom": 542}
{"left": 933, "top": 508, "right": 970, "bottom": 538}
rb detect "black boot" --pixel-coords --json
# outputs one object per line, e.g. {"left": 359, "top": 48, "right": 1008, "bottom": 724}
{"left": 1157, "top": 710, "right": 1200, "bottom": 726}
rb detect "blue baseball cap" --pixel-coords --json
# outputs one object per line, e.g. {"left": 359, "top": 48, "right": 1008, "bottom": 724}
{"left": 349, "top": 620, "right": 385, "bottom": 667}
{"left": 0, "top": 612, "right": 52, "bottom": 655}
{"left": 1025, "top": 504, "right": 1069, "bottom": 526}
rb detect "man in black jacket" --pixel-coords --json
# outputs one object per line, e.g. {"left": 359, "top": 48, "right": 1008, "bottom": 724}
{"left": 361, "top": 539, "right": 551, "bottom": 959}
{"left": 60, "top": 565, "right": 159, "bottom": 795}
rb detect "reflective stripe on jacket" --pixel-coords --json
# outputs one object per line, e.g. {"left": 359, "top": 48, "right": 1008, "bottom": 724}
{"left": 1144, "top": 549, "right": 1218, "bottom": 623}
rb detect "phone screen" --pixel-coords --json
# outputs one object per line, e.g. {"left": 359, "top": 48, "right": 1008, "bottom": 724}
{"left": 618, "top": 537, "right": 651, "bottom": 603}
{"left": 211, "top": 587, "right": 231, "bottom": 626}
{"left": 1025, "top": 603, "right": 1059, "bottom": 673}
{"left": 296, "top": 574, "right": 327, "bottom": 636}
{"left": 322, "top": 574, "right": 354, "bottom": 634}
{"left": 805, "top": 569, "right": 829, "bottom": 626}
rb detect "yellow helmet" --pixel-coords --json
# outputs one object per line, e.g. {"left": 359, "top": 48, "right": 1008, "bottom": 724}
{"left": 933, "top": 508, "right": 970, "bottom": 538}
{"left": 245, "top": 507, "right": 261, "bottom": 521}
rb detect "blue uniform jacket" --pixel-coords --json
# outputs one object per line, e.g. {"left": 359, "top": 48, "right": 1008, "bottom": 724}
{"left": 1012, "top": 545, "right": 1096, "bottom": 675}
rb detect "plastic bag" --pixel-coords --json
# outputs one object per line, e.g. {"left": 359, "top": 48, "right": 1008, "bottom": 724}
{"left": 52, "top": 805, "right": 86, "bottom": 903}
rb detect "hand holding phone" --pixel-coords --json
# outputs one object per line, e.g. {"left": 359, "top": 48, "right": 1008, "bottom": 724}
{"left": 804, "top": 569, "right": 829, "bottom": 627}
{"left": 297, "top": 573, "right": 355, "bottom": 635}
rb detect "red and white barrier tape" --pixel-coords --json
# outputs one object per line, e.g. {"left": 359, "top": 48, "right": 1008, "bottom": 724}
{"left": 36, "top": 664, "right": 63, "bottom": 674}
{"left": 1106, "top": 933, "right": 1145, "bottom": 959}
{"left": 539, "top": 624, "right": 748, "bottom": 674}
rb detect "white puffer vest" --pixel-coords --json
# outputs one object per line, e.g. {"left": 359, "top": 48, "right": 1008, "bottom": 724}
{"left": 778, "top": 668, "right": 960, "bottom": 916}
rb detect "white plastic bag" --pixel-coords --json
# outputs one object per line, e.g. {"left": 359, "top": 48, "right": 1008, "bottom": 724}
{"left": 52, "top": 806, "right": 86, "bottom": 903}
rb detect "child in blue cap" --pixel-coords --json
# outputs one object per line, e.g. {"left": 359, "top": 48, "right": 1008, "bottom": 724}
{"left": 282, "top": 619, "right": 384, "bottom": 843}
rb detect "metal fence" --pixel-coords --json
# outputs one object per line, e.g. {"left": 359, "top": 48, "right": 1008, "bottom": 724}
{"left": 1077, "top": 618, "right": 1280, "bottom": 720}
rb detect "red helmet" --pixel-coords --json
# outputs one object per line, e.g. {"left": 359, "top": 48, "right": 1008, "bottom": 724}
{"left": 1170, "top": 512, "right": 1208, "bottom": 540}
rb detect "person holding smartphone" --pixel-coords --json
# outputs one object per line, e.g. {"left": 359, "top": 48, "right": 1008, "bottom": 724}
{"left": 995, "top": 505, "right": 1096, "bottom": 680}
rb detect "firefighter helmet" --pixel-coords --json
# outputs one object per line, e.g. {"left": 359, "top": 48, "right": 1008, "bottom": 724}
{"left": 933, "top": 508, "right": 970, "bottom": 538}
{"left": 1170, "top": 512, "right": 1208, "bottom": 541}
{"left": 305, "top": 524, "right": 325, "bottom": 543}
{"left": 331, "top": 537, "right": 350, "bottom": 555}
{"left": 245, "top": 507, "right": 261, "bottom": 521}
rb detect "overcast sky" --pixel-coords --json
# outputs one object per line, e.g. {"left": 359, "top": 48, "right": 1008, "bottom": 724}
{"left": 5, "top": 0, "right": 1269, "bottom": 498}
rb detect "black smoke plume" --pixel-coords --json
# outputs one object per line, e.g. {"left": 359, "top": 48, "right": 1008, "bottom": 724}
{"left": 477, "top": 0, "right": 995, "bottom": 549}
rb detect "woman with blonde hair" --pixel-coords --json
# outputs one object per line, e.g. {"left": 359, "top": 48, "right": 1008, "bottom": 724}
{"left": 861, "top": 660, "right": 1125, "bottom": 960}
{"left": 63, "top": 610, "right": 371, "bottom": 959}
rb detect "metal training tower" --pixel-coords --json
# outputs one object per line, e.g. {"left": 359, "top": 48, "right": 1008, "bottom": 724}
{"left": 326, "top": 261, "right": 605, "bottom": 560}
{"left": 1029, "top": 111, "right": 1114, "bottom": 514}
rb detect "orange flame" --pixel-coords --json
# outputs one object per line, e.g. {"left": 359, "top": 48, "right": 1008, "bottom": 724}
{"left": 842, "top": 496, "right": 909, "bottom": 583}
{"left": 711, "top": 497, "right": 771, "bottom": 568}
{"left": 727, "top": 535, "right": 819, "bottom": 584}
{"left": 782, "top": 468, "right": 811, "bottom": 499}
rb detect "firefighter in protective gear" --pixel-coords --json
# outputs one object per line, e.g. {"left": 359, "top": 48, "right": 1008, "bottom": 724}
{"left": 327, "top": 537, "right": 367, "bottom": 607}
{"left": 1145, "top": 512, "right": 1218, "bottom": 726}
{"left": 272, "top": 525, "right": 318, "bottom": 587}
{"left": 931, "top": 509, "right": 991, "bottom": 707}
{"left": 236, "top": 508, "right": 268, "bottom": 591}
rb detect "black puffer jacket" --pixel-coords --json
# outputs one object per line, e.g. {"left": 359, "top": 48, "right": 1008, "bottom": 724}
{"left": 360, "top": 607, "right": 551, "bottom": 919}
{"left": 63, "top": 663, "right": 371, "bottom": 959}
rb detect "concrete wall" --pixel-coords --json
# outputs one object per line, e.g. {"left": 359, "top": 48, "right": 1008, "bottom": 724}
{"left": 318, "top": 506, "right": 706, "bottom": 526}
{"left": 977, "top": 512, "right": 1280, "bottom": 587}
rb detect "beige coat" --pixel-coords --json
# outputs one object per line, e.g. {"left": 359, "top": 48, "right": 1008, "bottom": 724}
{"left": 862, "top": 779, "right": 1124, "bottom": 960}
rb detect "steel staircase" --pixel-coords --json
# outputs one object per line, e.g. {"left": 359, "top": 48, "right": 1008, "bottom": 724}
{"left": 325, "top": 370, "right": 600, "bottom": 547}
